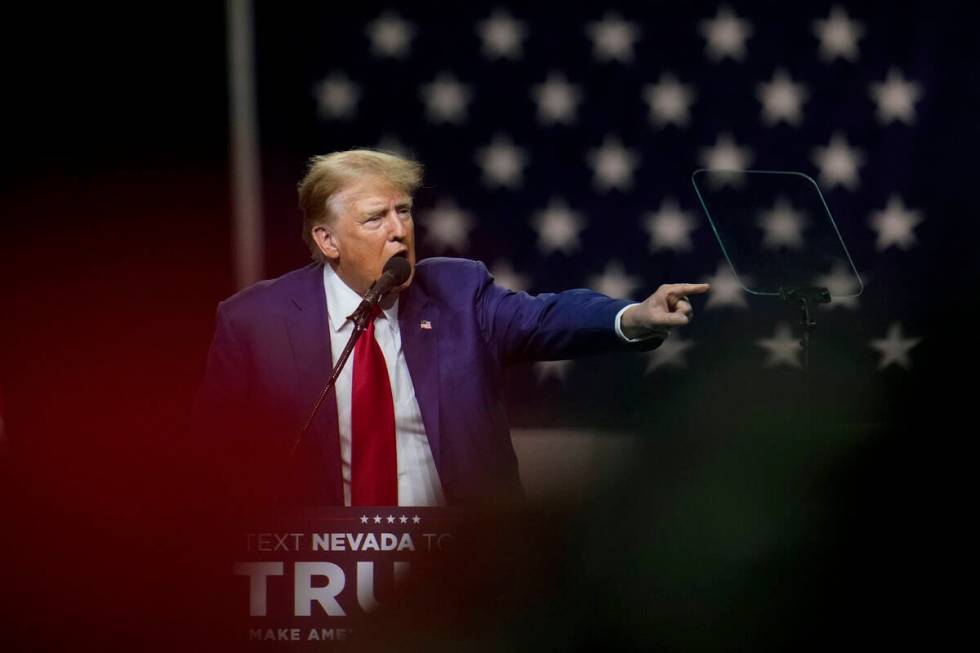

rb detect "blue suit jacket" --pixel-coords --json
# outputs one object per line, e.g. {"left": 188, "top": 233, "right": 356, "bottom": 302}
{"left": 194, "top": 257, "right": 660, "bottom": 506}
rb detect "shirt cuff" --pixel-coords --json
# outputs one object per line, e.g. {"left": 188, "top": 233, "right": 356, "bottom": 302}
{"left": 615, "top": 303, "right": 670, "bottom": 343}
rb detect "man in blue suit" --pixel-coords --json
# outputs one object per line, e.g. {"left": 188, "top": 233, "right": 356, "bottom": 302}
{"left": 194, "top": 149, "right": 708, "bottom": 508}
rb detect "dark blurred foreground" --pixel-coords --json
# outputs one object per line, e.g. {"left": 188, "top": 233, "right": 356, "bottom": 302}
{"left": 0, "top": 381, "right": 967, "bottom": 651}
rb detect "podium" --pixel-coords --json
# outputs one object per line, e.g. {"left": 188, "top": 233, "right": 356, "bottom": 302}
{"left": 229, "top": 507, "right": 467, "bottom": 646}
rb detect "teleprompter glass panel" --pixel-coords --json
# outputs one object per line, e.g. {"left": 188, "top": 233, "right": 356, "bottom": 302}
{"left": 691, "top": 169, "right": 863, "bottom": 298}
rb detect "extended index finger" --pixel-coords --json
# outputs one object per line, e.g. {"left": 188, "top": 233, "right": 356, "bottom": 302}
{"left": 667, "top": 283, "right": 711, "bottom": 297}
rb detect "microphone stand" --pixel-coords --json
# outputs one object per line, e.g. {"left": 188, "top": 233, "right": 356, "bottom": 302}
{"left": 273, "top": 255, "right": 407, "bottom": 506}
{"left": 287, "top": 288, "right": 385, "bottom": 459}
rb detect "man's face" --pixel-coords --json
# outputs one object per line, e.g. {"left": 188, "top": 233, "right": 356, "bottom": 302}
{"left": 313, "top": 175, "right": 416, "bottom": 297}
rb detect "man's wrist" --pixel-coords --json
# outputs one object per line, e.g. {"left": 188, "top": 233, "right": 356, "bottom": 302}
{"left": 615, "top": 304, "right": 669, "bottom": 342}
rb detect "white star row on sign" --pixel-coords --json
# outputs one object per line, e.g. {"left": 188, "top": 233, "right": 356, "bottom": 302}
{"left": 869, "top": 195, "right": 923, "bottom": 251}
{"left": 587, "top": 13, "right": 641, "bottom": 63}
{"left": 477, "top": 9, "right": 527, "bottom": 60}
{"left": 365, "top": 514, "right": 420, "bottom": 524}
{"left": 757, "top": 69, "right": 809, "bottom": 126}
{"left": 643, "top": 198, "right": 698, "bottom": 252}
{"left": 813, "top": 6, "right": 864, "bottom": 62}
{"left": 532, "top": 198, "right": 585, "bottom": 255}
{"left": 644, "top": 73, "right": 696, "bottom": 128}
{"left": 589, "top": 137, "right": 639, "bottom": 191}
{"left": 699, "top": 5, "right": 753, "bottom": 62}
{"left": 532, "top": 73, "right": 582, "bottom": 125}
{"left": 646, "top": 336, "right": 695, "bottom": 373}
{"left": 811, "top": 132, "right": 864, "bottom": 190}
{"left": 476, "top": 135, "right": 528, "bottom": 189}
{"left": 422, "top": 199, "right": 474, "bottom": 252}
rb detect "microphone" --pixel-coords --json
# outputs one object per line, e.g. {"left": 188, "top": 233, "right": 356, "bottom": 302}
{"left": 363, "top": 255, "right": 412, "bottom": 305}
{"left": 349, "top": 256, "right": 412, "bottom": 327}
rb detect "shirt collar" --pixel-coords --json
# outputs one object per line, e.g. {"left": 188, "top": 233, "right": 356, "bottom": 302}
{"left": 323, "top": 263, "right": 399, "bottom": 332}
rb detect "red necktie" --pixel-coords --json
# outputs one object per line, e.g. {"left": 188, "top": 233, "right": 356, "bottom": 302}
{"left": 350, "top": 305, "right": 397, "bottom": 506}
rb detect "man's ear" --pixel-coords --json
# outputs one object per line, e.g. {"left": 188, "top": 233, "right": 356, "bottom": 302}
{"left": 312, "top": 224, "right": 340, "bottom": 262}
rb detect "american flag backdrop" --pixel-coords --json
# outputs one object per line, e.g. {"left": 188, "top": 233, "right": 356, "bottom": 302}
{"left": 4, "top": 4, "right": 978, "bottom": 648}
{"left": 248, "top": 1, "right": 965, "bottom": 433}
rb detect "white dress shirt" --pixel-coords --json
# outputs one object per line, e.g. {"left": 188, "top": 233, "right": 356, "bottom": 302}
{"left": 323, "top": 264, "right": 445, "bottom": 507}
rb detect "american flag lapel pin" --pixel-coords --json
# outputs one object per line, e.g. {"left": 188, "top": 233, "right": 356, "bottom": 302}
{"left": 420, "top": 319, "right": 432, "bottom": 330}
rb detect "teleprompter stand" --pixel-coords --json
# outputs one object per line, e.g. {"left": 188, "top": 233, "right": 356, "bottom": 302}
{"left": 778, "top": 286, "right": 831, "bottom": 373}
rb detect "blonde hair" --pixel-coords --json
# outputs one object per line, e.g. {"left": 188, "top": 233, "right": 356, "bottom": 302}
{"left": 297, "top": 149, "right": 424, "bottom": 262}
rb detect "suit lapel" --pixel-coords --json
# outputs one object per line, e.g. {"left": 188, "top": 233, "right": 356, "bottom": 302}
{"left": 398, "top": 285, "right": 443, "bottom": 471}
{"left": 282, "top": 263, "right": 343, "bottom": 503}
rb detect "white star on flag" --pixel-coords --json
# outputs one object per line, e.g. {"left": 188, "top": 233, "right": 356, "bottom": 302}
{"left": 699, "top": 6, "right": 753, "bottom": 62}
{"left": 312, "top": 72, "right": 359, "bottom": 120}
{"left": 757, "top": 323, "right": 802, "bottom": 369}
{"left": 758, "top": 197, "right": 807, "bottom": 250}
{"left": 588, "top": 137, "right": 639, "bottom": 191}
{"left": 588, "top": 261, "right": 641, "bottom": 299}
{"left": 757, "top": 69, "right": 809, "bottom": 126}
{"left": 643, "top": 73, "right": 696, "bottom": 128}
{"left": 813, "top": 261, "right": 862, "bottom": 310}
{"left": 532, "top": 198, "right": 586, "bottom": 254}
{"left": 586, "top": 13, "right": 641, "bottom": 63}
{"left": 812, "top": 133, "right": 864, "bottom": 190}
{"left": 532, "top": 73, "right": 582, "bottom": 125}
{"left": 536, "top": 360, "right": 573, "bottom": 383}
{"left": 870, "top": 323, "right": 921, "bottom": 370}
{"left": 477, "top": 9, "right": 526, "bottom": 60}
{"left": 423, "top": 199, "right": 475, "bottom": 252}
{"left": 490, "top": 259, "right": 530, "bottom": 292}
{"left": 366, "top": 12, "right": 415, "bottom": 58}
{"left": 360, "top": 515, "right": 369, "bottom": 524}
{"left": 813, "top": 6, "right": 864, "bottom": 62}
{"left": 399, "top": 515, "right": 408, "bottom": 524}
{"left": 386, "top": 515, "right": 395, "bottom": 524}
{"left": 870, "top": 68, "right": 924, "bottom": 125}
{"left": 373, "top": 515, "right": 382, "bottom": 524}
{"left": 412, "top": 515, "right": 421, "bottom": 524}
{"left": 646, "top": 336, "right": 695, "bottom": 373}
{"left": 420, "top": 74, "right": 472, "bottom": 124}
{"left": 476, "top": 135, "right": 528, "bottom": 188}
{"left": 699, "top": 133, "right": 753, "bottom": 188}
{"left": 869, "top": 195, "right": 923, "bottom": 251}
{"left": 705, "top": 261, "right": 750, "bottom": 310}
{"left": 644, "top": 198, "right": 698, "bottom": 252}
